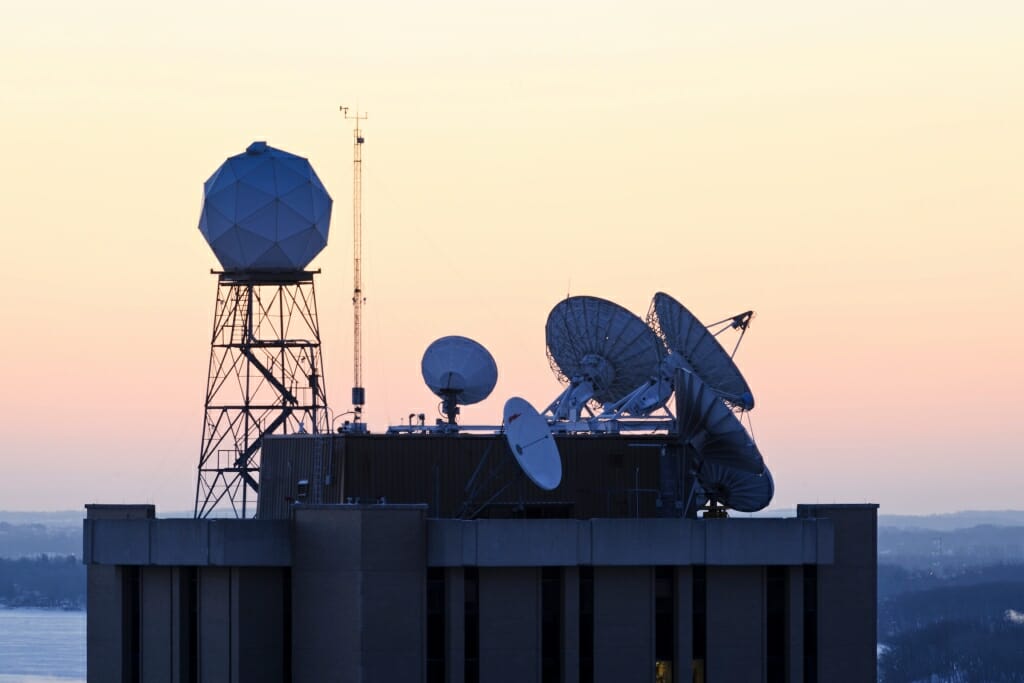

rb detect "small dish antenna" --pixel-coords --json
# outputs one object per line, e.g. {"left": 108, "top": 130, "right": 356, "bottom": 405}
{"left": 648, "top": 292, "right": 755, "bottom": 410}
{"left": 504, "top": 397, "right": 562, "bottom": 490}
{"left": 545, "top": 296, "right": 663, "bottom": 421}
{"left": 421, "top": 336, "right": 498, "bottom": 426}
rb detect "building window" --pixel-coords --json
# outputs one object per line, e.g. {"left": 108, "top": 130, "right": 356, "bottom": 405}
{"left": 579, "top": 565, "right": 594, "bottom": 683}
{"left": 692, "top": 565, "right": 706, "bottom": 683}
{"left": 464, "top": 567, "right": 479, "bottom": 683}
{"left": 655, "top": 566, "right": 674, "bottom": 680}
{"left": 541, "top": 567, "right": 562, "bottom": 683}
{"left": 766, "top": 566, "right": 787, "bottom": 683}
{"left": 427, "top": 567, "right": 446, "bottom": 683}
{"left": 803, "top": 565, "right": 818, "bottom": 683}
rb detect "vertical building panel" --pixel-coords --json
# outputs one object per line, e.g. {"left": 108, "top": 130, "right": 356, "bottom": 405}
{"left": 479, "top": 567, "right": 541, "bottom": 683}
{"left": 198, "top": 568, "right": 232, "bottom": 683}
{"left": 592, "top": 567, "right": 653, "bottom": 683}
{"left": 360, "top": 508, "right": 427, "bottom": 682}
{"left": 141, "top": 567, "right": 173, "bottom": 683}
{"left": 291, "top": 507, "right": 363, "bottom": 683}
{"left": 706, "top": 566, "right": 764, "bottom": 683}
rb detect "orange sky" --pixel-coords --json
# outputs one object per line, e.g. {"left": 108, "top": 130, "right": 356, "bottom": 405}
{"left": 0, "top": 1, "right": 1021, "bottom": 513}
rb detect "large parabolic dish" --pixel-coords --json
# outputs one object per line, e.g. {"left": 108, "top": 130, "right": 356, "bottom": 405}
{"left": 199, "top": 141, "right": 333, "bottom": 273}
{"left": 545, "top": 296, "right": 663, "bottom": 405}
{"left": 649, "top": 292, "right": 755, "bottom": 410}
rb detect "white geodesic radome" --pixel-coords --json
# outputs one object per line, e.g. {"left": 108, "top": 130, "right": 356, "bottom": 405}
{"left": 198, "top": 141, "right": 332, "bottom": 272}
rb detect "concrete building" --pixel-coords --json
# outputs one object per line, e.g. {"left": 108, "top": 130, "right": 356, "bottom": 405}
{"left": 84, "top": 433, "right": 878, "bottom": 683}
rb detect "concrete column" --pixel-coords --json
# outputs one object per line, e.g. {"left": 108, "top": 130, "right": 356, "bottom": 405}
{"left": 673, "top": 567, "right": 693, "bottom": 683}
{"left": 797, "top": 504, "right": 878, "bottom": 683}
{"left": 787, "top": 566, "right": 804, "bottom": 683}
{"left": 87, "top": 565, "right": 129, "bottom": 683}
{"left": 445, "top": 567, "right": 465, "bottom": 683}
{"left": 561, "top": 567, "right": 580, "bottom": 683}
{"left": 141, "top": 567, "right": 173, "bottom": 683}
{"left": 706, "top": 566, "right": 764, "bottom": 683}
{"left": 593, "top": 567, "right": 653, "bottom": 683}
{"left": 479, "top": 567, "right": 541, "bottom": 683}
{"left": 198, "top": 568, "right": 232, "bottom": 683}
{"left": 85, "top": 504, "right": 153, "bottom": 683}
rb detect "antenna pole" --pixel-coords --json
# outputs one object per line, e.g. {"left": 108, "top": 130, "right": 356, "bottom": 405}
{"left": 341, "top": 106, "right": 369, "bottom": 429}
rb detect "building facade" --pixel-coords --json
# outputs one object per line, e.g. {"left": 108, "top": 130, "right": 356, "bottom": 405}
{"left": 84, "top": 434, "right": 877, "bottom": 683}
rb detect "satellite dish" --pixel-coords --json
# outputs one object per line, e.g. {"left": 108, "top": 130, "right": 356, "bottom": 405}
{"left": 199, "top": 141, "right": 332, "bottom": 273}
{"left": 674, "top": 367, "right": 764, "bottom": 475}
{"left": 504, "top": 397, "right": 562, "bottom": 491}
{"left": 421, "top": 336, "right": 498, "bottom": 425}
{"left": 545, "top": 296, "right": 663, "bottom": 420}
{"left": 648, "top": 292, "right": 755, "bottom": 410}
{"left": 695, "top": 460, "right": 774, "bottom": 513}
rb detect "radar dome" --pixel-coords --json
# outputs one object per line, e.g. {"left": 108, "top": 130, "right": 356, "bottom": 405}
{"left": 198, "top": 141, "right": 332, "bottom": 272}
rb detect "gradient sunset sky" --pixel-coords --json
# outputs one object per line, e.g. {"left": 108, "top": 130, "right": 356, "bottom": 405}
{"left": 0, "top": 1, "right": 1020, "bottom": 513}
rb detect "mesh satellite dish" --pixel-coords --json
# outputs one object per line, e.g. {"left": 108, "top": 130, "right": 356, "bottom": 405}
{"left": 672, "top": 366, "right": 773, "bottom": 513}
{"left": 504, "top": 397, "right": 562, "bottom": 490}
{"left": 674, "top": 367, "right": 764, "bottom": 474}
{"left": 421, "top": 336, "right": 498, "bottom": 426}
{"left": 199, "top": 141, "right": 333, "bottom": 272}
{"left": 545, "top": 296, "right": 663, "bottom": 421}
{"left": 648, "top": 292, "right": 755, "bottom": 410}
{"left": 694, "top": 460, "right": 774, "bottom": 513}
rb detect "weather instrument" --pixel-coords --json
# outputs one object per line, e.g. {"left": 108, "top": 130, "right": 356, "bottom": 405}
{"left": 421, "top": 336, "right": 499, "bottom": 427}
{"left": 195, "top": 141, "right": 332, "bottom": 518}
{"left": 545, "top": 296, "right": 664, "bottom": 422}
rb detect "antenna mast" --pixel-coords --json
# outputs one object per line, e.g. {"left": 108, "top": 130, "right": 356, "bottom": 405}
{"left": 341, "top": 106, "right": 368, "bottom": 430}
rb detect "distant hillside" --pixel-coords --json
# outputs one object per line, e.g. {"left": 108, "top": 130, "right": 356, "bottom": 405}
{"left": 879, "top": 510, "right": 1024, "bottom": 531}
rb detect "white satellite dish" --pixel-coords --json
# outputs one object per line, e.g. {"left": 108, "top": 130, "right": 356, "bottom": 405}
{"left": 545, "top": 296, "right": 663, "bottom": 421}
{"left": 421, "top": 336, "right": 498, "bottom": 425}
{"left": 503, "top": 397, "right": 562, "bottom": 491}
{"left": 648, "top": 292, "right": 755, "bottom": 411}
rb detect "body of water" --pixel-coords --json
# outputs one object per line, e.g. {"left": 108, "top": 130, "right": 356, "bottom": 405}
{"left": 0, "top": 608, "right": 85, "bottom": 682}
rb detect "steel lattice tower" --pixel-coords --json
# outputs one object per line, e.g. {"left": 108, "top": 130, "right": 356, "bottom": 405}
{"left": 194, "top": 271, "right": 328, "bottom": 518}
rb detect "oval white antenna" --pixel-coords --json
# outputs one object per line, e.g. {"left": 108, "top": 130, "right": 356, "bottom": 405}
{"left": 648, "top": 292, "right": 755, "bottom": 410}
{"left": 504, "top": 397, "right": 562, "bottom": 490}
{"left": 421, "top": 336, "right": 498, "bottom": 425}
{"left": 198, "top": 141, "right": 333, "bottom": 272}
{"left": 545, "top": 296, "right": 663, "bottom": 421}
